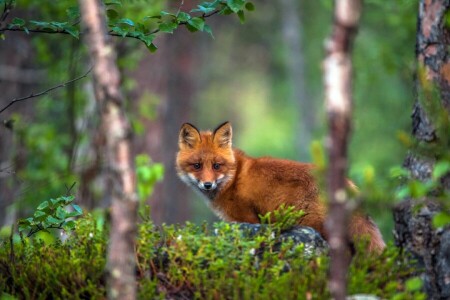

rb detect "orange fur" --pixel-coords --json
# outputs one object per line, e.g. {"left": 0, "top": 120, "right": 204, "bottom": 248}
{"left": 176, "top": 122, "right": 385, "bottom": 253}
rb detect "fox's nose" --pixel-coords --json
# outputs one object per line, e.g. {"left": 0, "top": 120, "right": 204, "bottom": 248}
{"left": 203, "top": 182, "right": 213, "bottom": 190}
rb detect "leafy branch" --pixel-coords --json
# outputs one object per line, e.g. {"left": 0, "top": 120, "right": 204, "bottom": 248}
{"left": 0, "top": 67, "right": 92, "bottom": 115}
{"left": 0, "top": 0, "right": 255, "bottom": 52}
{"left": 18, "top": 194, "right": 83, "bottom": 238}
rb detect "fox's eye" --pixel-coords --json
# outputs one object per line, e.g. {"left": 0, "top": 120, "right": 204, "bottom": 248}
{"left": 213, "top": 163, "right": 220, "bottom": 170}
{"left": 193, "top": 163, "right": 201, "bottom": 170}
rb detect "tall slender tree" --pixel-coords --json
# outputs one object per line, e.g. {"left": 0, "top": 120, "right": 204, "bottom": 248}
{"left": 78, "top": 0, "right": 138, "bottom": 298}
{"left": 323, "top": 0, "right": 362, "bottom": 299}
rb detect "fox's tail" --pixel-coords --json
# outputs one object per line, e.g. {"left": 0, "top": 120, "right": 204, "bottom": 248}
{"left": 349, "top": 213, "right": 386, "bottom": 253}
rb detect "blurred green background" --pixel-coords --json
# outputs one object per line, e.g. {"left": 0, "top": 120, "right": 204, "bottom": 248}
{"left": 0, "top": 0, "right": 418, "bottom": 241}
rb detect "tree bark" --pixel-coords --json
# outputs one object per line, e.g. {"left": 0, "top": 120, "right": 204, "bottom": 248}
{"left": 159, "top": 0, "right": 198, "bottom": 224}
{"left": 78, "top": 0, "right": 138, "bottom": 299}
{"left": 323, "top": 1, "right": 362, "bottom": 299}
{"left": 406, "top": 0, "right": 450, "bottom": 181}
{"left": 394, "top": 1, "right": 450, "bottom": 299}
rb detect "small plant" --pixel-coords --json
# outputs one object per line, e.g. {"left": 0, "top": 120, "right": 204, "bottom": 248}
{"left": 258, "top": 204, "right": 306, "bottom": 232}
{"left": 135, "top": 154, "right": 164, "bottom": 220}
{"left": 18, "top": 195, "right": 83, "bottom": 237}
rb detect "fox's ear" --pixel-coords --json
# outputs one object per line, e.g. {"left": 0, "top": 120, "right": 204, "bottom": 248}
{"left": 179, "top": 123, "right": 201, "bottom": 149}
{"left": 213, "top": 122, "right": 232, "bottom": 148}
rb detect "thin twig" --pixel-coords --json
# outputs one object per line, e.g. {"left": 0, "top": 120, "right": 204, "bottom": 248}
{"left": 0, "top": 67, "right": 92, "bottom": 115}
{"left": 0, "top": 1, "right": 13, "bottom": 27}
{"left": 65, "top": 182, "right": 77, "bottom": 196}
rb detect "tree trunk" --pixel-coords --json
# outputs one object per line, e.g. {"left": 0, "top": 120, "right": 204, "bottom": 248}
{"left": 78, "top": 0, "right": 138, "bottom": 299}
{"left": 0, "top": 12, "right": 40, "bottom": 227}
{"left": 159, "top": 0, "right": 198, "bottom": 224}
{"left": 323, "top": 1, "right": 362, "bottom": 299}
{"left": 394, "top": 1, "right": 450, "bottom": 299}
{"left": 280, "top": 0, "right": 313, "bottom": 160}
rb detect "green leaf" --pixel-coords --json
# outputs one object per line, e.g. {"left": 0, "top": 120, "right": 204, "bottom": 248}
{"left": 72, "top": 204, "right": 83, "bottom": 215}
{"left": 187, "top": 17, "right": 205, "bottom": 31}
{"left": 63, "top": 220, "right": 76, "bottom": 231}
{"left": 159, "top": 22, "right": 178, "bottom": 33}
{"left": 50, "top": 21, "right": 69, "bottom": 29}
{"left": 395, "top": 186, "right": 410, "bottom": 200}
{"left": 433, "top": 212, "right": 450, "bottom": 228}
{"left": 405, "top": 277, "right": 423, "bottom": 292}
{"left": 204, "top": 24, "right": 214, "bottom": 38}
{"left": 186, "top": 23, "right": 198, "bottom": 32}
{"left": 11, "top": 17, "right": 25, "bottom": 27}
{"left": 143, "top": 15, "right": 161, "bottom": 20}
{"left": 34, "top": 210, "right": 46, "bottom": 219}
{"left": 62, "top": 195, "right": 74, "bottom": 204}
{"left": 237, "top": 10, "right": 245, "bottom": 23}
{"left": 245, "top": 2, "right": 255, "bottom": 11}
{"left": 191, "top": 5, "right": 216, "bottom": 14}
{"left": 117, "top": 18, "right": 135, "bottom": 27}
{"left": 111, "top": 26, "right": 126, "bottom": 36}
{"left": 64, "top": 25, "right": 79, "bottom": 39}
{"left": 18, "top": 225, "right": 31, "bottom": 232}
{"left": 107, "top": 9, "right": 119, "bottom": 21}
{"left": 37, "top": 201, "right": 49, "bottom": 210}
{"left": 160, "top": 11, "right": 176, "bottom": 17}
{"left": 140, "top": 34, "right": 155, "bottom": 47}
{"left": 147, "top": 43, "right": 158, "bottom": 53}
{"left": 18, "top": 217, "right": 33, "bottom": 226}
{"left": 432, "top": 161, "right": 450, "bottom": 180}
{"left": 29, "top": 21, "right": 57, "bottom": 30}
{"left": 46, "top": 216, "right": 62, "bottom": 225}
{"left": 408, "top": 180, "right": 428, "bottom": 198}
{"left": 56, "top": 207, "right": 67, "bottom": 220}
{"left": 226, "top": 0, "right": 245, "bottom": 13}
{"left": 177, "top": 12, "right": 191, "bottom": 22}
{"left": 219, "top": 6, "right": 234, "bottom": 15}
{"left": 389, "top": 166, "right": 410, "bottom": 178}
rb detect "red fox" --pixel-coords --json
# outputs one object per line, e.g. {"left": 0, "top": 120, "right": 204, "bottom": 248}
{"left": 176, "top": 122, "right": 386, "bottom": 253}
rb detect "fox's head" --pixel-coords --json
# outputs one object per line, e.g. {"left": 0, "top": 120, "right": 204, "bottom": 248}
{"left": 176, "top": 122, "right": 236, "bottom": 199}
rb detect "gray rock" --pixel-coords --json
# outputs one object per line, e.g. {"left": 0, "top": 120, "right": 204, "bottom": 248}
{"left": 235, "top": 222, "right": 329, "bottom": 256}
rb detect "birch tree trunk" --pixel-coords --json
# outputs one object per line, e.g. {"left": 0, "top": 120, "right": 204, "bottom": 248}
{"left": 78, "top": 0, "right": 138, "bottom": 299}
{"left": 323, "top": 0, "right": 362, "bottom": 299}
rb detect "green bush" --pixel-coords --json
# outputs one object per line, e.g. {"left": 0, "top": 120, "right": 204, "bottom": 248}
{"left": 1, "top": 215, "right": 424, "bottom": 299}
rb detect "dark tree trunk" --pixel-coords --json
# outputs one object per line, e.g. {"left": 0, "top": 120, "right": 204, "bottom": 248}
{"left": 78, "top": 0, "right": 138, "bottom": 299}
{"left": 323, "top": 0, "right": 362, "bottom": 299}
{"left": 159, "top": 0, "right": 198, "bottom": 224}
{"left": 394, "top": 1, "right": 450, "bottom": 299}
{"left": 0, "top": 10, "right": 40, "bottom": 226}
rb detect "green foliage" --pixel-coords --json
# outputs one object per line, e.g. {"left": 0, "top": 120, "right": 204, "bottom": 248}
{"left": 18, "top": 195, "right": 83, "bottom": 237}
{"left": 1, "top": 215, "right": 106, "bottom": 299}
{"left": 1, "top": 0, "right": 255, "bottom": 52}
{"left": 390, "top": 158, "right": 450, "bottom": 201}
{"left": 135, "top": 154, "right": 164, "bottom": 220}
{"left": 0, "top": 215, "right": 423, "bottom": 299}
{"left": 258, "top": 204, "right": 306, "bottom": 232}
{"left": 390, "top": 156, "right": 450, "bottom": 229}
